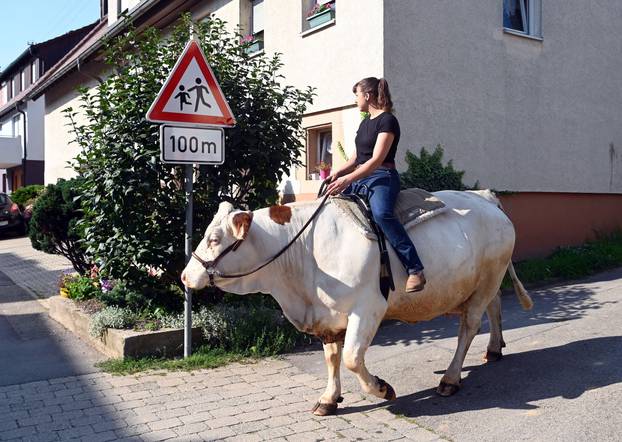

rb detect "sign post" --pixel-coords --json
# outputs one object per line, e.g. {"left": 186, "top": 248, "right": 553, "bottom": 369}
{"left": 147, "top": 39, "right": 236, "bottom": 357}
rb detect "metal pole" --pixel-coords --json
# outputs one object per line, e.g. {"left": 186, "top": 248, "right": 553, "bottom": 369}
{"left": 184, "top": 164, "right": 193, "bottom": 357}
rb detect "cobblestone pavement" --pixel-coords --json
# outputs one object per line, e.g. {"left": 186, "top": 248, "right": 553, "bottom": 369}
{"left": 0, "top": 236, "right": 73, "bottom": 299}
{"left": 0, "top": 361, "right": 440, "bottom": 442}
{"left": 0, "top": 237, "right": 438, "bottom": 441}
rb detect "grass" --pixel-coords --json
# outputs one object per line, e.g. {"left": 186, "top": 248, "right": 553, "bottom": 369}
{"left": 95, "top": 346, "right": 248, "bottom": 375}
{"left": 503, "top": 231, "right": 622, "bottom": 289}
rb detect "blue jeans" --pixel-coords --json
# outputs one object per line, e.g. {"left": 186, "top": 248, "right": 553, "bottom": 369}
{"left": 343, "top": 168, "right": 424, "bottom": 274}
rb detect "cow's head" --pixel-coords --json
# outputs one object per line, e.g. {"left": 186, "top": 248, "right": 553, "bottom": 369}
{"left": 181, "top": 201, "right": 253, "bottom": 290}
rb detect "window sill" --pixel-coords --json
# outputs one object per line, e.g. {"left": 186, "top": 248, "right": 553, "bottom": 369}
{"left": 248, "top": 49, "right": 264, "bottom": 59}
{"left": 301, "top": 19, "right": 336, "bottom": 38}
{"left": 503, "top": 27, "right": 543, "bottom": 41}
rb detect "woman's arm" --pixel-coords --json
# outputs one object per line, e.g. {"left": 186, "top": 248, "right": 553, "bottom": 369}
{"left": 326, "top": 132, "right": 394, "bottom": 195}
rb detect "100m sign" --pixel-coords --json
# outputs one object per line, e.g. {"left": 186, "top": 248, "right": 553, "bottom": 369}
{"left": 160, "top": 125, "right": 225, "bottom": 164}
{"left": 169, "top": 135, "right": 217, "bottom": 154}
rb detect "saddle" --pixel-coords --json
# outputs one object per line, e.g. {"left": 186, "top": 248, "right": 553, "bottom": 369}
{"left": 326, "top": 187, "right": 447, "bottom": 300}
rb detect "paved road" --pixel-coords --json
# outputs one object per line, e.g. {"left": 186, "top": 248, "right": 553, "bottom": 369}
{"left": 287, "top": 268, "right": 622, "bottom": 441}
{"left": 2, "top": 235, "right": 621, "bottom": 441}
{"left": 0, "top": 270, "right": 105, "bottom": 387}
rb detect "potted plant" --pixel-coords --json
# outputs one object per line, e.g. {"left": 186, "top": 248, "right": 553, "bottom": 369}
{"left": 306, "top": 2, "right": 335, "bottom": 28}
{"left": 241, "top": 33, "right": 264, "bottom": 54}
{"left": 317, "top": 161, "right": 332, "bottom": 179}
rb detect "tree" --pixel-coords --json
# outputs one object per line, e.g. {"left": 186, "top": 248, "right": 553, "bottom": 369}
{"left": 65, "top": 14, "right": 314, "bottom": 293}
{"left": 28, "top": 179, "right": 90, "bottom": 274}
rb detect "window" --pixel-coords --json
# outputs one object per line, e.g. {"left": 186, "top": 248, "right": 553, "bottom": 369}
{"left": 0, "top": 82, "right": 6, "bottom": 106}
{"left": 246, "top": 0, "right": 264, "bottom": 53}
{"left": 306, "top": 126, "right": 333, "bottom": 179}
{"left": 305, "top": 0, "right": 336, "bottom": 31}
{"left": 19, "top": 70, "right": 25, "bottom": 92}
{"left": 9, "top": 79, "right": 14, "bottom": 99}
{"left": 12, "top": 115, "right": 21, "bottom": 138}
{"left": 31, "top": 61, "right": 37, "bottom": 83}
{"left": 503, "top": 0, "right": 541, "bottom": 37}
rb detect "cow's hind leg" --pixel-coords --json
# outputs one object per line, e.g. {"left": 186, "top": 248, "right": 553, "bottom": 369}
{"left": 484, "top": 291, "right": 506, "bottom": 362}
{"left": 438, "top": 275, "right": 504, "bottom": 396}
{"left": 342, "top": 298, "right": 396, "bottom": 401}
{"left": 312, "top": 341, "right": 344, "bottom": 416}
{"left": 438, "top": 307, "right": 483, "bottom": 396}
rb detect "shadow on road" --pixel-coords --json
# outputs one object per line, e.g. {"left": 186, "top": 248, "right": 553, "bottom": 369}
{"left": 371, "top": 272, "right": 619, "bottom": 348}
{"left": 337, "top": 336, "right": 622, "bottom": 417}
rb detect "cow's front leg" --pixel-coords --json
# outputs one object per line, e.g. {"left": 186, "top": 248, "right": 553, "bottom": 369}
{"left": 312, "top": 340, "right": 344, "bottom": 416}
{"left": 342, "top": 300, "right": 396, "bottom": 401}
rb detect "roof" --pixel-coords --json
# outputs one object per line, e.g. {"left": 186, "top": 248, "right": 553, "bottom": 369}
{"left": 0, "top": 22, "right": 98, "bottom": 82}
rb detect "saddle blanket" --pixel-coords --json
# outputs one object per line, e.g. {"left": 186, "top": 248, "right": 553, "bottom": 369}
{"left": 330, "top": 188, "right": 447, "bottom": 240}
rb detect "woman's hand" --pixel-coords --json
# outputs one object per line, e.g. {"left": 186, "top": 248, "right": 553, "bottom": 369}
{"left": 326, "top": 175, "right": 352, "bottom": 195}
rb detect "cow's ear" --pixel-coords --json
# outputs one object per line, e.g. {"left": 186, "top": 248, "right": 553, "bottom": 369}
{"left": 229, "top": 211, "right": 253, "bottom": 240}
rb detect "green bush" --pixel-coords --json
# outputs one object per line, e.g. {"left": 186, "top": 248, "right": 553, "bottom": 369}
{"left": 89, "top": 306, "right": 137, "bottom": 338}
{"left": 97, "top": 280, "right": 152, "bottom": 311}
{"left": 65, "top": 275, "right": 100, "bottom": 301}
{"left": 400, "top": 145, "right": 476, "bottom": 191}
{"left": 65, "top": 14, "right": 314, "bottom": 296}
{"left": 162, "top": 303, "right": 308, "bottom": 356}
{"left": 28, "top": 179, "right": 90, "bottom": 274}
{"left": 10, "top": 184, "right": 44, "bottom": 208}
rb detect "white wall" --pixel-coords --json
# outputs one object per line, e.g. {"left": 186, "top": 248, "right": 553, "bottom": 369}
{"left": 384, "top": 0, "right": 622, "bottom": 193}
{"left": 44, "top": 70, "right": 101, "bottom": 184}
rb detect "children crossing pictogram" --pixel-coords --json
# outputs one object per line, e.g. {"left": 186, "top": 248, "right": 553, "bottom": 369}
{"left": 146, "top": 40, "right": 236, "bottom": 127}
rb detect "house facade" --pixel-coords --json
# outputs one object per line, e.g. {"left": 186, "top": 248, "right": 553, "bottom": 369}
{"left": 31, "top": 0, "right": 622, "bottom": 258}
{"left": 0, "top": 23, "right": 96, "bottom": 193}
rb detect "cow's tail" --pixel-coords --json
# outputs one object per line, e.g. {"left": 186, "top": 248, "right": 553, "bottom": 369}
{"left": 507, "top": 261, "right": 533, "bottom": 310}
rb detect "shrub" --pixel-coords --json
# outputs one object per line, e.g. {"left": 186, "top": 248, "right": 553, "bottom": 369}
{"left": 96, "top": 280, "right": 152, "bottom": 311}
{"left": 28, "top": 179, "right": 90, "bottom": 274}
{"left": 400, "top": 145, "right": 477, "bottom": 191}
{"left": 65, "top": 275, "right": 100, "bottom": 301}
{"left": 89, "top": 306, "right": 137, "bottom": 338}
{"left": 65, "top": 14, "right": 314, "bottom": 296}
{"left": 161, "top": 303, "right": 308, "bottom": 356}
{"left": 10, "top": 184, "right": 44, "bottom": 208}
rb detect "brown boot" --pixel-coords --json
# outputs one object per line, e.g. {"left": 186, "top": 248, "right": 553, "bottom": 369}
{"left": 406, "top": 271, "right": 426, "bottom": 293}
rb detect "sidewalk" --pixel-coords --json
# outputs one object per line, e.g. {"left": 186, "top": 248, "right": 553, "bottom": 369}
{"left": 0, "top": 237, "right": 438, "bottom": 441}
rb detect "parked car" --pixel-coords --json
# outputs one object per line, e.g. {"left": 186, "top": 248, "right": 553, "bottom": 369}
{"left": 0, "top": 193, "right": 26, "bottom": 237}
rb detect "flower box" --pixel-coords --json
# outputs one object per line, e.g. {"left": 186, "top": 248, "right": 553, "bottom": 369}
{"left": 307, "top": 8, "right": 335, "bottom": 29}
{"left": 245, "top": 39, "right": 264, "bottom": 54}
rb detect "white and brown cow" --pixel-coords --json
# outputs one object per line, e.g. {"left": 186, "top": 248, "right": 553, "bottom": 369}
{"left": 181, "top": 190, "right": 533, "bottom": 415}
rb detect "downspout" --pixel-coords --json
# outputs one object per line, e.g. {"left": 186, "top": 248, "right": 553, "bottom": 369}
{"left": 15, "top": 102, "right": 27, "bottom": 186}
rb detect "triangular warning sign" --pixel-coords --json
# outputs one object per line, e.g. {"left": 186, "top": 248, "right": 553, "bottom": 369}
{"left": 146, "top": 40, "right": 236, "bottom": 127}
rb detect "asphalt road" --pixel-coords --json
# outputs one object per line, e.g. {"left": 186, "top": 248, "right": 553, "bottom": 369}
{"left": 286, "top": 268, "right": 622, "bottom": 441}
{"left": 0, "top": 270, "right": 105, "bottom": 387}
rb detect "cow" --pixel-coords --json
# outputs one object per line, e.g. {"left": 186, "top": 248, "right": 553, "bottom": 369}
{"left": 181, "top": 189, "right": 533, "bottom": 416}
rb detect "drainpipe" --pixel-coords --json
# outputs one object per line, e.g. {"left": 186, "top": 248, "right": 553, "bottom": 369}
{"left": 15, "top": 102, "right": 27, "bottom": 186}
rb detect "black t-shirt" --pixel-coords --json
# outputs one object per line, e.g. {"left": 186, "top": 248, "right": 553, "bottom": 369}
{"left": 354, "top": 112, "right": 400, "bottom": 165}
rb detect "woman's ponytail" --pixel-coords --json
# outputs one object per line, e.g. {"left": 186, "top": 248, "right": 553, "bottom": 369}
{"left": 377, "top": 78, "right": 393, "bottom": 113}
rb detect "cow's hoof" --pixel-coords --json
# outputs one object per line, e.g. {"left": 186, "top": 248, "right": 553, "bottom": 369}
{"left": 484, "top": 350, "right": 503, "bottom": 362}
{"left": 384, "top": 383, "right": 397, "bottom": 401}
{"left": 375, "top": 376, "right": 397, "bottom": 401}
{"left": 436, "top": 381, "right": 460, "bottom": 397}
{"left": 311, "top": 396, "right": 343, "bottom": 416}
